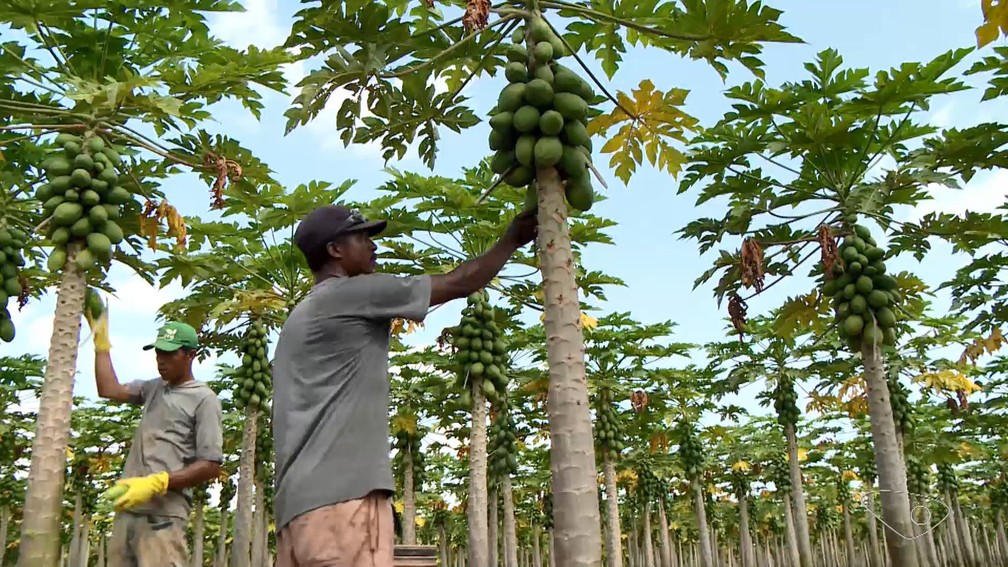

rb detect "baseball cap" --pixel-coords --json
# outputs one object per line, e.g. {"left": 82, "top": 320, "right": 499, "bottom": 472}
{"left": 293, "top": 205, "right": 387, "bottom": 259}
{"left": 143, "top": 321, "right": 199, "bottom": 352}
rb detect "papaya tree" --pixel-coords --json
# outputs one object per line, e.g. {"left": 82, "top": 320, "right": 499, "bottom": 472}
{"left": 677, "top": 47, "right": 981, "bottom": 567}
{"left": 283, "top": 4, "right": 799, "bottom": 561}
{"left": 0, "top": 4, "right": 290, "bottom": 562}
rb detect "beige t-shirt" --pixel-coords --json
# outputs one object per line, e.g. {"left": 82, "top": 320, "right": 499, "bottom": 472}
{"left": 121, "top": 378, "right": 223, "bottom": 519}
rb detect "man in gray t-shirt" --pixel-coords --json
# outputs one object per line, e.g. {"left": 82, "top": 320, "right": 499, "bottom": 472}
{"left": 86, "top": 313, "right": 224, "bottom": 567}
{"left": 273, "top": 204, "right": 536, "bottom": 567}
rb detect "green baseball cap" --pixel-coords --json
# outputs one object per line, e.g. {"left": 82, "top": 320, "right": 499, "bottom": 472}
{"left": 143, "top": 321, "right": 199, "bottom": 352}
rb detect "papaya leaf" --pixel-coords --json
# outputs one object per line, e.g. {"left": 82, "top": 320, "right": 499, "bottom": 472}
{"left": 587, "top": 79, "right": 699, "bottom": 185}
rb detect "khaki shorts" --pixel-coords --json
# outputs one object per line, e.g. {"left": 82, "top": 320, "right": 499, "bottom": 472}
{"left": 107, "top": 511, "right": 189, "bottom": 567}
{"left": 277, "top": 490, "right": 394, "bottom": 567}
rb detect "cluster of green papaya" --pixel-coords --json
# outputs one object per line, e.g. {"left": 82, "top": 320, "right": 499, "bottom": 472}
{"left": 815, "top": 500, "right": 839, "bottom": 528}
{"left": 636, "top": 461, "right": 661, "bottom": 503}
{"left": 38, "top": 132, "right": 132, "bottom": 274}
{"left": 488, "top": 400, "right": 519, "bottom": 479}
{"left": 905, "top": 454, "right": 929, "bottom": 497}
{"left": 676, "top": 419, "right": 704, "bottom": 479}
{"left": 488, "top": 16, "right": 599, "bottom": 213}
{"left": 234, "top": 320, "right": 271, "bottom": 411}
{"left": 888, "top": 371, "right": 915, "bottom": 436}
{"left": 936, "top": 463, "right": 958, "bottom": 493}
{"left": 594, "top": 387, "right": 625, "bottom": 461}
{"left": 990, "top": 473, "right": 1008, "bottom": 511}
{"left": 393, "top": 429, "right": 427, "bottom": 487}
{"left": 541, "top": 492, "right": 554, "bottom": 530}
{"left": 823, "top": 223, "right": 903, "bottom": 352}
{"left": 0, "top": 225, "right": 27, "bottom": 343}
{"left": 768, "top": 453, "right": 791, "bottom": 494}
{"left": 449, "top": 291, "right": 509, "bottom": 407}
{"left": 835, "top": 474, "right": 851, "bottom": 504}
{"left": 773, "top": 377, "right": 800, "bottom": 428}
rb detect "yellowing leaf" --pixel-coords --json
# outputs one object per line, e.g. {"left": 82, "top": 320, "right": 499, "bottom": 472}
{"left": 978, "top": 0, "right": 1008, "bottom": 47}
{"left": 394, "top": 499, "right": 405, "bottom": 513}
{"left": 842, "top": 470, "right": 859, "bottom": 482}
{"left": 391, "top": 414, "right": 418, "bottom": 436}
{"left": 914, "top": 369, "right": 982, "bottom": 396}
{"left": 586, "top": 80, "right": 699, "bottom": 185}
{"left": 773, "top": 291, "right": 827, "bottom": 339}
{"left": 731, "top": 460, "right": 751, "bottom": 473}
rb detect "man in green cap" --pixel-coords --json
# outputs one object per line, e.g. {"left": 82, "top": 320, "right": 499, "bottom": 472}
{"left": 87, "top": 308, "right": 224, "bottom": 567}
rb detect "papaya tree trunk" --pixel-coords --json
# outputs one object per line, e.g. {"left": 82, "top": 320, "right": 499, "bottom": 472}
{"left": 490, "top": 485, "right": 500, "bottom": 567}
{"left": 658, "top": 498, "right": 673, "bottom": 567}
{"left": 215, "top": 498, "right": 230, "bottom": 567}
{"left": 231, "top": 406, "right": 259, "bottom": 567}
{"left": 603, "top": 457, "right": 624, "bottom": 567}
{"left": 0, "top": 504, "right": 9, "bottom": 567}
{"left": 17, "top": 253, "right": 87, "bottom": 567}
{"left": 995, "top": 512, "right": 1008, "bottom": 566}
{"left": 842, "top": 504, "right": 855, "bottom": 567}
{"left": 860, "top": 343, "right": 919, "bottom": 567}
{"left": 643, "top": 501, "right": 655, "bottom": 567}
{"left": 404, "top": 448, "right": 417, "bottom": 545}
{"left": 783, "top": 493, "right": 802, "bottom": 567}
{"left": 692, "top": 477, "right": 714, "bottom": 567}
{"left": 68, "top": 492, "right": 83, "bottom": 567}
{"left": 192, "top": 500, "right": 206, "bottom": 567}
{"left": 865, "top": 489, "right": 883, "bottom": 567}
{"left": 535, "top": 164, "right": 603, "bottom": 567}
{"left": 97, "top": 533, "right": 106, "bottom": 567}
{"left": 251, "top": 478, "right": 264, "bottom": 567}
{"left": 533, "top": 524, "right": 543, "bottom": 567}
{"left": 503, "top": 476, "right": 520, "bottom": 567}
{"left": 784, "top": 425, "right": 814, "bottom": 567}
{"left": 77, "top": 514, "right": 92, "bottom": 567}
{"left": 439, "top": 525, "right": 449, "bottom": 567}
{"left": 469, "top": 379, "right": 490, "bottom": 567}
{"left": 738, "top": 491, "right": 754, "bottom": 567}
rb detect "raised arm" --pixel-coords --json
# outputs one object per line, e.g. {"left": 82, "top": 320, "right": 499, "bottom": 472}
{"left": 429, "top": 210, "right": 537, "bottom": 306}
{"left": 88, "top": 309, "right": 139, "bottom": 404}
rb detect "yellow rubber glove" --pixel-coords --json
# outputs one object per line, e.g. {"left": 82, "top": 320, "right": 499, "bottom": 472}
{"left": 108, "top": 472, "right": 170, "bottom": 511}
{"left": 85, "top": 309, "right": 111, "bottom": 353}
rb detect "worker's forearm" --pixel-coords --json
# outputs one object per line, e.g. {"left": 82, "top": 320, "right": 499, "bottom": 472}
{"left": 429, "top": 237, "right": 518, "bottom": 305}
{"left": 94, "top": 351, "right": 126, "bottom": 400}
{"left": 167, "top": 460, "right": 220, "bottom": 491}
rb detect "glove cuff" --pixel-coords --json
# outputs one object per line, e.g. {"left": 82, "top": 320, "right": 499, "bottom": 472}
{"left": 152, "top": 471, "right": 170, "bottom": 494}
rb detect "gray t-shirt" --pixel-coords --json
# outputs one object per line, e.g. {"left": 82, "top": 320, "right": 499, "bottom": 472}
{"left": 121, "top": 378, "right": 224, "bottom": 519}
{"left": 271, "top": 273, "right": 432, "bottom": 530}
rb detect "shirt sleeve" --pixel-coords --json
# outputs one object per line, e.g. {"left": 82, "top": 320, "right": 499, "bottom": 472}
{"left": 123, "top": 378, "right": 160, "bottom": 405}
{"left": 353, "top": 273, "right": 432, "bottom": 322}
{"left": 193, "top": 393, "right": 224, "bottom": 463}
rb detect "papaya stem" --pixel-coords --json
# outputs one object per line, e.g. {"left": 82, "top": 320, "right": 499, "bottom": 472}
{"left": 540, "top": 0, "right": 709, "bottom": 41}
{"left": 445, "top": 18, "right": 521, "bottom": 106}
{"left": 538, "top": 17, "right": 639, "bottom": 124}
{"left": 380, "top": 14, "right": 517, "bottom": 80}
{"left": 586, "top": 161, "right": 608, "bottom": 189}
{"left": 476, "top": 165, "right": 516, "bottom": 204}
{"left": 99, "top": 123, "right": 203, "bottom": 170}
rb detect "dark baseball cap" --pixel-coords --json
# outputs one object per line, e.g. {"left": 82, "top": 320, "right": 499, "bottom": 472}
{"left": 293, "top": 205, "right": 387, "bottom": 259}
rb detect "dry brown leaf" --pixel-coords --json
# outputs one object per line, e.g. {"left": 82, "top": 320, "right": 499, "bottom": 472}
{"left": 139, "top": 199, "right": 188, "bottom": 252}
{"left": 463, "top": 0, "right": 491, "bottom": 33}
{"left": 630, "top": 390, "right": 648, "bottom": 413}
{"left": 728, "top": 293, "right": 748, "bottom": 341}
{"left": 202, "top": 151, "right": 243, "bottom": 209}
{"left": 818, "top": 225, "right": 840, "bottom": 279}
{"left": 740, "top": 238, "right": 765, "bottom": 292}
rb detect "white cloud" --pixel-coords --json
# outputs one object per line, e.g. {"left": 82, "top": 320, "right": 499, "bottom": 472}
{"left": 905, "top": 168, "right": 1008, "bottom": 222}
{"left": 208, "top": 0, "right": 288, "bottom": 50}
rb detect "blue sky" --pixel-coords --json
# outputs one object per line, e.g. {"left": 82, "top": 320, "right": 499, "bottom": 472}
{"left": 7, "top": 0, "right": 1008, "bottom": 423}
